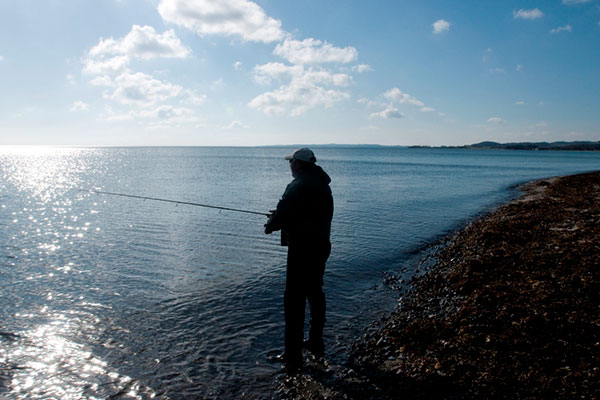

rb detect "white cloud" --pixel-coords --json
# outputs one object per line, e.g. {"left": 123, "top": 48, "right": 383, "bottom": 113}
{"left": 223, "top": 120, "right": 248, "bottom": 129}
{"left": 369, "top": 106, "right": 403, "bottom": 119}
{"left": 357, "top": 97, "right": 377, "bottom": 107}
{"left": 249, "top": 77, "right": 350, "bottom": 116}
{"left": 250, "top": 62, "right": 352, "bottom": 115}
{"left": 516, "top": 64, "right": 524, "bottom": 72}
{"left": 515, "top": 100, "right": 525, "bottom": 105}
{"left": 432, "top": 19, "right": 450, "bottom": 34}
{"left": 0, "top": 55, "right": 3, "bottom": 62}
{"left": 90, "top": 75, "right": 113, "bottom": 86}
{"left": 154, "top": 1, "right": 362, "bottom": 118}
{"left": 98, "top": 71, "right": 184, "bottom": 107}
{"left": 105, "top": 105, "right": 198, "bottom": 125}
{"left": 361, "top": 88, "right": 436, "bottom": 119}
{"left": 69, "top": 101, "right": 89, "bottom": 112}
{"left": 233, "top": 61, "right": 243, "bottom": 70}
{"left": 513, "top": 9, "right": 544, "bottom": 20}
{"left": 148, "top": 105, "right": 197, "bottom": 123}
{"left": 353, "top": 64, "right": 373, "bottom": 73}
{"left": 253, "top": 63, "right": 351, "bottom": 88}
{"left": 184, "top": 90, "right": 207, "bottom": 105}
{"left": 83, "top": 24, "right": 206, "bottom": 126}
{"left": 300, "top": 70, "right": 352, "bottom": 87}
{"left": 550, "top": 24, "right": 572, "bottom": 34}
{"left": 89, "top": 25, "right": 190, "bottom": 60}
{"left": 253, "top": 62, "right": 303, "bottom": 85}
{"left": 331, "top": 73, "right": 352, "bottom": 87}
{"left": 487, "top": 117, "right": 505, "bottom": 124}
{"left": 83, "top": 55, "right": 130, "bottom": 76}
{"left": 273, "top": 38, "right": 358, "bottom": 65}
{"left": 84, "top": 25, "right": 189, "bottom": 76}
{"left": 157, "top": 0, "right": 284, "bottom": 43}
{"left": 383, "top": 88, "right": 424, "bottom": 107}
{"left": 155, "top": 2, "right": 358, "bottom": 117}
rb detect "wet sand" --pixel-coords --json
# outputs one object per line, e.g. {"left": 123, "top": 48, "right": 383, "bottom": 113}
{"left": 280, "top": 171, "right": 599, "bottom": 399}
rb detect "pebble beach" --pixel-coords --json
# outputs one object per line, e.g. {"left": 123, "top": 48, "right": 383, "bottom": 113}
{"left": 280, "top": 171, "right": 600, "bottom": 399}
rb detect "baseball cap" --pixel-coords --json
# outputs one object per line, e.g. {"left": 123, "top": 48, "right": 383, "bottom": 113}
{"left": 284, "top": 148, "right": 317, "bottom": 163}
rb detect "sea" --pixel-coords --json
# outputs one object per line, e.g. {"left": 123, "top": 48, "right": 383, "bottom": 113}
{"left": 0, "top": 146, "right": 598, "bottom": 399}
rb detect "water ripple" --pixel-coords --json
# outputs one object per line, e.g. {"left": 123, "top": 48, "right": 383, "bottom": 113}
{"left": 1, "top": 146, "right": 598, "bottom": 398}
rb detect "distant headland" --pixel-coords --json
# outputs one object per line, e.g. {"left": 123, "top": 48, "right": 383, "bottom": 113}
{"left": 263, "top": 141, "right": 599, "bottom": 151}
{"left": 409, "top": 140, "right": 600, "bottom": 151}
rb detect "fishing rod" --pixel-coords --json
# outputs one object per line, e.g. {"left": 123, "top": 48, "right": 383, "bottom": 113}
{"left": 86, "top": 190, "right": 270, "bottom": 217}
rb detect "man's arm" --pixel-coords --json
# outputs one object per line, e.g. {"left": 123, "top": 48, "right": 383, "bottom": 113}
{"left": 264, "top": 181, "right": 298, "bottom": 234}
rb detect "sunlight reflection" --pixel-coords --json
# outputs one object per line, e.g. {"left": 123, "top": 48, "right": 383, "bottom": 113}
{"left": 4, "top": 310, "right": 158, "bottom": 399}
{"left": 0, "top": 146, "right": 93, "bottom": 204}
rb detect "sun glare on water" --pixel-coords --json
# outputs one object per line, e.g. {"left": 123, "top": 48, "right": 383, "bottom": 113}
{"left": 0, "top": 147, "right": 152, "bottom": 398}
{"left": 0, "top": 146, "right": 95, "bottom": 204}
{"left": 4, "top": 310, "right": 157, "bottom": 399}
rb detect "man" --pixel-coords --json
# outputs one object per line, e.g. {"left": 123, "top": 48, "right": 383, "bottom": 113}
{"left": 264, "top": 148, "right": 334, "bottom": 372}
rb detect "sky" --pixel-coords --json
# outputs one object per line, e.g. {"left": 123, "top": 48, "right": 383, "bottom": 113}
{"left": 0, "top": 0, "right": 599, "bottom": 146}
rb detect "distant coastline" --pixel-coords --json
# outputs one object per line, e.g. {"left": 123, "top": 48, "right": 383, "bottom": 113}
{"left": 261, "top": 141, "right": 600, "bottom": 151}
{"left": 3, "top": 141, "right": 598, "bottom": 150}
{"left": 409, "top": 140, "right": 600, "bottom": 151}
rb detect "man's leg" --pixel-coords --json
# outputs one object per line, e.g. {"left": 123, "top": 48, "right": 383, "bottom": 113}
{"left": 283, "top": 286, "right": 304, "bottom": 370}
{"left": 284, "top": 249, "right": 306, "bottom": 371}
{"left": 305, "top": 242, "right": 330, "bottom": 356}
{"left": 306, "top": 286, "right": 325, "bottom": 356}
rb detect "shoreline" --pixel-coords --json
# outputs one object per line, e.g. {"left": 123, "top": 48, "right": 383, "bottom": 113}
{"left": 280, "top": 171, "right": 600, "bottom": 399}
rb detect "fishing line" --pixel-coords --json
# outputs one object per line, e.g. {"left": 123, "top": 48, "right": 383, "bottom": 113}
{"left": 86, "top": 190, "right": 270, "bottom": 217}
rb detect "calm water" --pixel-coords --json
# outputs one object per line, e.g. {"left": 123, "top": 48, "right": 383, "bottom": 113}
{"left": 0, "top": 146, "right": 598, "bottom": 399}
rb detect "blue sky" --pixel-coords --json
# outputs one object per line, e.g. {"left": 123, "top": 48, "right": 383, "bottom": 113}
{"left": 0, "top": 0, "right": 598, "bottom": 146}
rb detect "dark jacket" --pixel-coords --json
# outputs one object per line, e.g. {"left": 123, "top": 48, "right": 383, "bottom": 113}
{"left": 265, "top": 164, "right": 333, "bottom": 247}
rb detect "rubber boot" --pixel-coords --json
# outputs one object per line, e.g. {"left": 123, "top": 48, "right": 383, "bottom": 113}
{"left": 304, "top": 322, "right": 324, "bottom": 356}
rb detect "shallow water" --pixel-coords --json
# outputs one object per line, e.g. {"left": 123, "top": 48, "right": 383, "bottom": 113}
{"left": 0, "top": 146, "right": 598, "bottom": 398}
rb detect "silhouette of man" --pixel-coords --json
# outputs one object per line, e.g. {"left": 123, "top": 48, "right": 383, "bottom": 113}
{"left": 265, "top": 148, "right": 333, "bottom": 372}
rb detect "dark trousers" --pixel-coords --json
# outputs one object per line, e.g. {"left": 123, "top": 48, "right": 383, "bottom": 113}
{"left": 284, "top": 241, "right": 331, "bottom": 365}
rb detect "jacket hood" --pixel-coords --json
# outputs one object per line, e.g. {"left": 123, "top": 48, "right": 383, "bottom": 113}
{"left": 299, "top": 164, "right": 331, "bottom": 185}
{"left": 315, "top": 164, "right": 331, "bottom": 184}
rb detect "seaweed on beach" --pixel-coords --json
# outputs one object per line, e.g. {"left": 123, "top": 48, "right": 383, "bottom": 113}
{"left": 348, "top": 171, "right": 600, "bottom": 399}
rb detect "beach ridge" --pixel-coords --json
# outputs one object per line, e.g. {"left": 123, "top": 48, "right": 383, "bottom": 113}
{"left": 346, "top": 170, "right": 600, "bottom": 399}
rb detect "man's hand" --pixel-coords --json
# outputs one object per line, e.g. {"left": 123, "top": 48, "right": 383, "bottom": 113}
{"left": 264, "top": 210, "right": 276, "bottom": 234}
